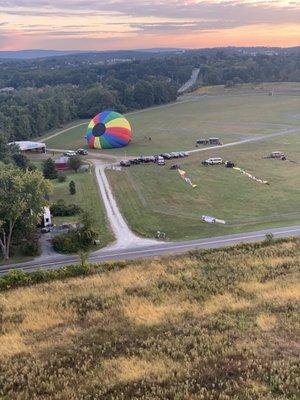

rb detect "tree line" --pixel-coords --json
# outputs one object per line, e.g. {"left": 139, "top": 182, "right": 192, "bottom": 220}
{"left": 0, "top": 79, "right": 178, "bottom": 142}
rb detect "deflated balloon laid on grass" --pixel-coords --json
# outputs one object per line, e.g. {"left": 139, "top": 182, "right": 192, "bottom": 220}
{"left": 178, "top": 169, "right": 197, "bottom": 188}
{"left": 86, "top": 111, "right": 132, "bottom": 149}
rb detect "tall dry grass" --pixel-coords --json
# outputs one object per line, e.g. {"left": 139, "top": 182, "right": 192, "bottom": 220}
{"left": 0, "top": 238, "right": 299, "bottom": 399}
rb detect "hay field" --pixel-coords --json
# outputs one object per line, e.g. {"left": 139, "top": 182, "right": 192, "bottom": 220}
{"left": 0, "top": 239, "right": 299, "bottom": 399}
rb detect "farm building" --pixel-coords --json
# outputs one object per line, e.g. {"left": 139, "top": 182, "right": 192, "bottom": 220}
{"left": 9, "top": 141, "right": 46, "bottom": 153}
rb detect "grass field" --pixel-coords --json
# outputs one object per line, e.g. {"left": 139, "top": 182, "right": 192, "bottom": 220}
{"left": 43, "top": 83, "right": 300, "bottom": 156}
{"left": 106, "top": 132, "right": 300, "bottom": 240}
{"left": 0, "top": 239, "right": 299, "bottom": 399}
{"left": 42, "top": 83, "right": 300, "bottom": 241}
{"left": 30, "top": 156, "right": 114, "bottom": 248}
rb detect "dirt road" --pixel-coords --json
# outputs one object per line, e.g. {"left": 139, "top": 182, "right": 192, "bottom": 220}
{"left": 93, "top": 160, "right": 157, "bottom": 249}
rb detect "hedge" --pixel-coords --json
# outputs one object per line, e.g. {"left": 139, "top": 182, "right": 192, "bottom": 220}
{"left": 0, "top": 261, "right": 128, "bottom": 291}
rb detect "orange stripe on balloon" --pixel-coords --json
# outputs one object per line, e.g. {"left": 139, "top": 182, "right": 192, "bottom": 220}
{"left": 106, "top": 127, "right": 132, "bottom": 141}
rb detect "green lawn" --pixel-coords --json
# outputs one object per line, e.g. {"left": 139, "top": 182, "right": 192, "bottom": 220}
{"left": 31, "top": 157, "right": 114, "bottom": 248}
{"left": 106, "top": 131, "right": 300, "bottom": 240}
{"left": 41, "top": 84, "right": 300, "bottom": 241}
{"left": 44, "top": 83, "right": 300, "bottom": 157}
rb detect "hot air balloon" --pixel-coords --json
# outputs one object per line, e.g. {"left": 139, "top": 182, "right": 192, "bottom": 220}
{"left": 85, "top": 111, "right": 132, "bottom": 149}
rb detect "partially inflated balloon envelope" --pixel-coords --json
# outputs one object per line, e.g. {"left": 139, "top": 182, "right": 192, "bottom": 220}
{"left": 86, "top": 111, "right": 132, "bottom": 149}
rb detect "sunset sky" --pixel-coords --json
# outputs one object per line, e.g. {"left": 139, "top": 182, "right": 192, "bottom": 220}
{"left": 0, "top": 1, "right": 299, "bottom": 51}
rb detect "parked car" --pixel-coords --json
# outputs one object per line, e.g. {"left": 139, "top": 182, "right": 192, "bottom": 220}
{"left": 170, "top": 164, "right": 180, "bottom": 170}
{"left": 63, "top": 150, "right": 77, "bottom": 157}
{"left": 270, "top": 151, "right": 286, "bottom": 160}
{"left": 76, "top": 148, "right": 88, "bottom": 155}
{"left": 120, "top": 160, "right": 131, "bottom": 167}
{"left": 41, "top": 226, "right": 52, "bottom": 234}
{"left": 196, "top": 138, "right": 209, "bottom": 145}
{"left": 157, "top": 156, "right": 165, "bottom": 165}
{"left": 129, "top": 158, "right": 140, "bottom": 165}
{"left": 202, "top": 157, "right": 223, "bottom": 166}
{"left": 139, "top": 156, "right": 151, "bottom": 163}
{"left": 161, "top": 153, "right": 172, "bottom": 159}
{"left": 178, "top": 152, "right": 185, "bottom": 158}
{"left": 209, "top": 138, "right": 222, "bottom": 145}
{"left": 170, "top": 152, "right": 180, "bottom": 158}
{"left": 59, "top": 223, "right": 76, "bottom": 232}
{"left": 225, "top": 160, "right": 235, "bottom": 168}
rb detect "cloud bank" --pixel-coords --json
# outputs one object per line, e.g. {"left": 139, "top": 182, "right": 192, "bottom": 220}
{"left": 0, "top": 0, "right": 299, "bottom": 50}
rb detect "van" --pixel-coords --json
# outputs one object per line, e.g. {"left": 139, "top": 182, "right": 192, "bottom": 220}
{"left": 202, "top": 157, "right": 223, "bottom": 166}
{"left": 209, "top": 138, "right": 222, "bottom": 145}
{"left": 196, "top": 138, "right": 209, "bottom": 145}
{"left": 157, "top": 156, "right": 165, "bottom": 165}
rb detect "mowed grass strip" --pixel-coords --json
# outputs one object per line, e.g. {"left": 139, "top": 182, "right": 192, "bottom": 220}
{"left": 0, "top": 239, "right": 299, "bottom": 399}
{"left": 106, "top": 132, "right": 300, "bottom": 240}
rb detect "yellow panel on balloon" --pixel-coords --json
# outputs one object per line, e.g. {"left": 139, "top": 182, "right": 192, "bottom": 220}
{"left": 106, "top": 118, "right": 131, "bottom": 130}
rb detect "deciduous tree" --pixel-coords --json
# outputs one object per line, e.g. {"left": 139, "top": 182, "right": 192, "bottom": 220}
{"left": 0, "top": 165, "right": 51, "bottom": 260}
{"left": 68, "top": 155, "right": 82, "bottom": 173}
{"left": 43, "top": 158, "right": 58, "bottom": 180}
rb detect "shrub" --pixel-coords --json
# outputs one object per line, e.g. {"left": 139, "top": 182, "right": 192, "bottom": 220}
{"left": 66, "top": 294, "right": 112, "bottom": 320}
{"left": 52, "top": 212, "right": 98, "bottom": 253}
{"left": 52, "top": 231, "right": 80, "bottom": 253}
{"left": 57, "top": 173, "right": 67, "bottom": 182}
{"left": 69, "top": 180, "right": 76, "bottom": 195}
{"left": 50, "top": 199, "right": 82, "bottom": 217}
{"left": 21, "top": 241, "right": 40, "bottom": 257}
{"left": 52, "top": 227, "right": 98, "bottom": 254}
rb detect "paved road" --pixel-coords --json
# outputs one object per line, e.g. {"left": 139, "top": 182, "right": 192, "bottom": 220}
{"left": 178, "top": 68, "right": 200, "bottom": 94}
{"left": 1, "top": 225, "right": 299, "bottom": 275}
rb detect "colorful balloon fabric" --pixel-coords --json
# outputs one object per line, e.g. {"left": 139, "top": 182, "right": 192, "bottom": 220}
{"left": 86, "top": 111, "right": 132, "bottom": 149}
{"left": 178, "top": 169, "right": 197, "bottom": 188}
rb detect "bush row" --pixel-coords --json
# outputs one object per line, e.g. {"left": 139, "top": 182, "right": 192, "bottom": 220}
{"left": 0, "top": 261, "right": 128, "bottom": 291}
{"left": 52, "top": 225, "right": 98, "bottom": 253}
{"left": 50, "top": 200, "right": 82, "bottom": 216}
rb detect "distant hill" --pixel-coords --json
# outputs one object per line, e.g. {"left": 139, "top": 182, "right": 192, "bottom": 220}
{"left": 1, "top": 47, "right": 299, "bottom": 60}
{"left": 0, "top": 50, "right": 86, "bottom": 59}
{"left": 0, "top": 48, "right": 185, "bottom": 60}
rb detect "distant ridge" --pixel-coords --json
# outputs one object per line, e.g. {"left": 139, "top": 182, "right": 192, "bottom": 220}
{"left": 0, "top": 46, "right": 298, "bottom": 60}
{"left": 0, "top": 48, "right": 185, "bottom": 60}
{"left": 0, "top": 49, "right": 86, "bottom": 59}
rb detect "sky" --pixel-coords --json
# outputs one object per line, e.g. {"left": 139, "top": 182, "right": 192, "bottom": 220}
{"left": 0, "top": 1, "right": 299, "bottom": 51}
